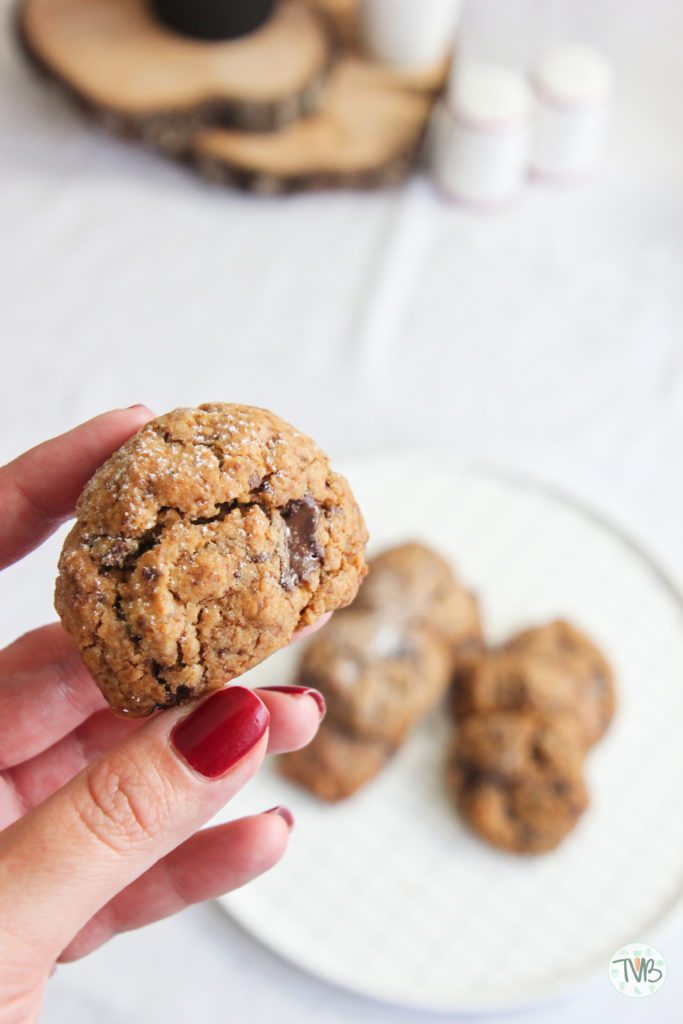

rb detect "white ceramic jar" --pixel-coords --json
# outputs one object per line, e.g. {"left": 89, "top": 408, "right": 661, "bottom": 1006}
{"left": 529, "top": 43, "right": 614, "bottom": 179}
{"left": 431, "top": 62, "right": 531, "bottom": 206}
{"left": 359, "top": 0, "right": 463, "bottom": 70}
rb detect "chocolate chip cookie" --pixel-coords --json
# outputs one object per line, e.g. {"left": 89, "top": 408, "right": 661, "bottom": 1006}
{"left": 55, "top": 403, "right": 368, "bottom": 716}
{"left": 353, "top": 542, "right": 483, "bottom": 657}
{"left": 298, "top": 611, "right": 453, "bottom": 747}
{"left": 453, "top": 620, "right": 614, "bottom": 746}
{"left": 280, "top": 542, "right": 481, "bottom": 800}
{"left": 280, "top": 724, "right": 390, "bottom": 803}
{"left": 449, "top": 712, "right": 589, "bottom": 854}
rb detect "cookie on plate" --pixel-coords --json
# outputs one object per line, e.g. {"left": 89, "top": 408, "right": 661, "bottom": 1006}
{"left": 353, "top": 542, "right": 483, "bottom": 658}
{"left": 449, "top": 712, "right": 589, "bottom": 854}
{"left": 280, "top": 724, "right": 389, "bottom": 803}
{"left": 280, "top": 542, "right": 481, "bottom": 800}
{"left": 299, "top": 610, "right": 453, "bottom": 747}
{"left": 55, "top": 403, "right": 367, "bottom": 716}
{"left": 453, "top": 620, "right": 614, "bottom": 746}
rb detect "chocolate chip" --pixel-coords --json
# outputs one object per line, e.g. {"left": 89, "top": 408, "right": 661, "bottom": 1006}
{"left": 280, "top": 495, "right": 323, "bottom": 591}
{"left": 531, "top": 742, "right": 549, "bottom": 767}
{"left": 142, "top": 566, "right": 159, "bottom": 582}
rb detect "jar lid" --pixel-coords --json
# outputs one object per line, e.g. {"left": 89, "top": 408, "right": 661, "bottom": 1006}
{"left": 531, "top": 44, "right": 614, "bottom": 106}
{"left": 448, "top": 62, "right": 531, "bottom": 128}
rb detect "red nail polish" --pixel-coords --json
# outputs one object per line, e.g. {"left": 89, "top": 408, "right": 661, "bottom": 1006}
{"left": 260, "top": 685, "right": 326, "bottom": 720}
{"left": 265, "top": 805, "right": 295, "bottom": 830}
{"left": 171, "top": 686, "right": 269, "bottom": 779}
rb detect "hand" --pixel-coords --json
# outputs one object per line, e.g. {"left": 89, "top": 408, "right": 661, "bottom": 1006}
{"left": 0, "top": 408, "right": 325, "bottom": 1024}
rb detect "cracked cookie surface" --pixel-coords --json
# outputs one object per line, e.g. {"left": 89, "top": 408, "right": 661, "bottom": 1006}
{"left": 55, "top": 403, "right": 367, "bottom": 715}
{"left": 449, "top": 712, "right": 589, "bottom": 854}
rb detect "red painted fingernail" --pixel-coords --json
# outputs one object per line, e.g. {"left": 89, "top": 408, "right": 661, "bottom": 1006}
{"left": 171, "top": 686, "right": 269, "bottom": 779}
{"left": 265, "top": 805, "right": 295, "bottom": 830}
{"left": 260, "top": 685, "right": 326, "bottom": 720}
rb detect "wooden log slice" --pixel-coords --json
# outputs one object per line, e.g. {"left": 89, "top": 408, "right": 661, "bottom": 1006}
{"left": 192, "top": 55, "right": 444, "bottom": 193}
{"left": 18, "top": 0, "right": 334, "bottom": 150}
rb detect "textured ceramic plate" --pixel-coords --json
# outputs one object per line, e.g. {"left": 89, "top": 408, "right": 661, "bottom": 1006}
{"left": 213, "top": 452, "right": 683, "bottom": 1013}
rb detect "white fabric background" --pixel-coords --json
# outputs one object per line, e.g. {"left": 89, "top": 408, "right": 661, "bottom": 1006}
{"left": 1, "top": 0, "right": 682, "bottom": 1020}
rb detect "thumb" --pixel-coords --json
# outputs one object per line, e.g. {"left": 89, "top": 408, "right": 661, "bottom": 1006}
{"left": 0, "top": 686, "right": 268, "bottom": 969}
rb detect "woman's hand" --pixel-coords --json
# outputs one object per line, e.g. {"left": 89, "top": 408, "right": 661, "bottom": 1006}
{"left": 0, "top": 408, "right": 325, "bottom": 1024}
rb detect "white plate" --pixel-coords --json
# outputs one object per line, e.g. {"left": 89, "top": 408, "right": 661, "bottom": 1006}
{"left": 213, "top": 452, "right": 683, "bottom": 1014}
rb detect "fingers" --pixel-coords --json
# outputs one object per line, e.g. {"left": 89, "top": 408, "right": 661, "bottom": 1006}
{"left": 4, "top": 686, "right": 324, "bottom": 821}
{"left": 0, "top": 406, "right": 154, "bottom": 570}
{"left": 0, "top": 607, "right": 329, "bottom": 771}
{"left": 256, "top": 686, "right": 326, "bottom": 754}
{"left": 60, "top": 810, "right": 292, "bottom": 962}
{"left": 0, "top": 624, "right": 107, "bottom": 770}
{"left": 292, "top": 611, "right": 332, "bottom": 643}
{"left": 2, "top": 709, "right": 143, "bottom": 824}
{"left": 0, "top": 686, "right": 269, "bottom": 969}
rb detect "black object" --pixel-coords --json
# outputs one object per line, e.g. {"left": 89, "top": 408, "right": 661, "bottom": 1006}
{"left": 151, "top": 0, "right": 277, "bottom": 41}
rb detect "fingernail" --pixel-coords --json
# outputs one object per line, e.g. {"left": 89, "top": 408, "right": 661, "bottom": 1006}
{"left": 171, "top": 686, "right": 269, "bottom": 779}
{"left": 265, "top": 805, "right": 295, "bottom": 830}
{"left": 260, "top": 684, "right": 326, "bottom": 720}
{"left": 127, "top": 403, "right": 148, "bottom": 410}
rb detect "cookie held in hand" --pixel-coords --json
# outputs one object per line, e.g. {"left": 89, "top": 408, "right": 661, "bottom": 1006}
{"left": 55, "top": 404, "right": 367, "bottom": 716}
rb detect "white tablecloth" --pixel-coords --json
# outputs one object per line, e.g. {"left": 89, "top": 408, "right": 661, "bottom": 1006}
{"left": 1, "top": 0, "right": 682, "bottom": 1020}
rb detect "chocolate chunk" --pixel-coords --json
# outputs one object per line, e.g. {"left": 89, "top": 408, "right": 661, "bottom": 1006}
{"left": 280, "top": 495, "right": 323, "bottom": 590}
{"left": 151, "top": 0, "right": 276, "bottom": 41}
